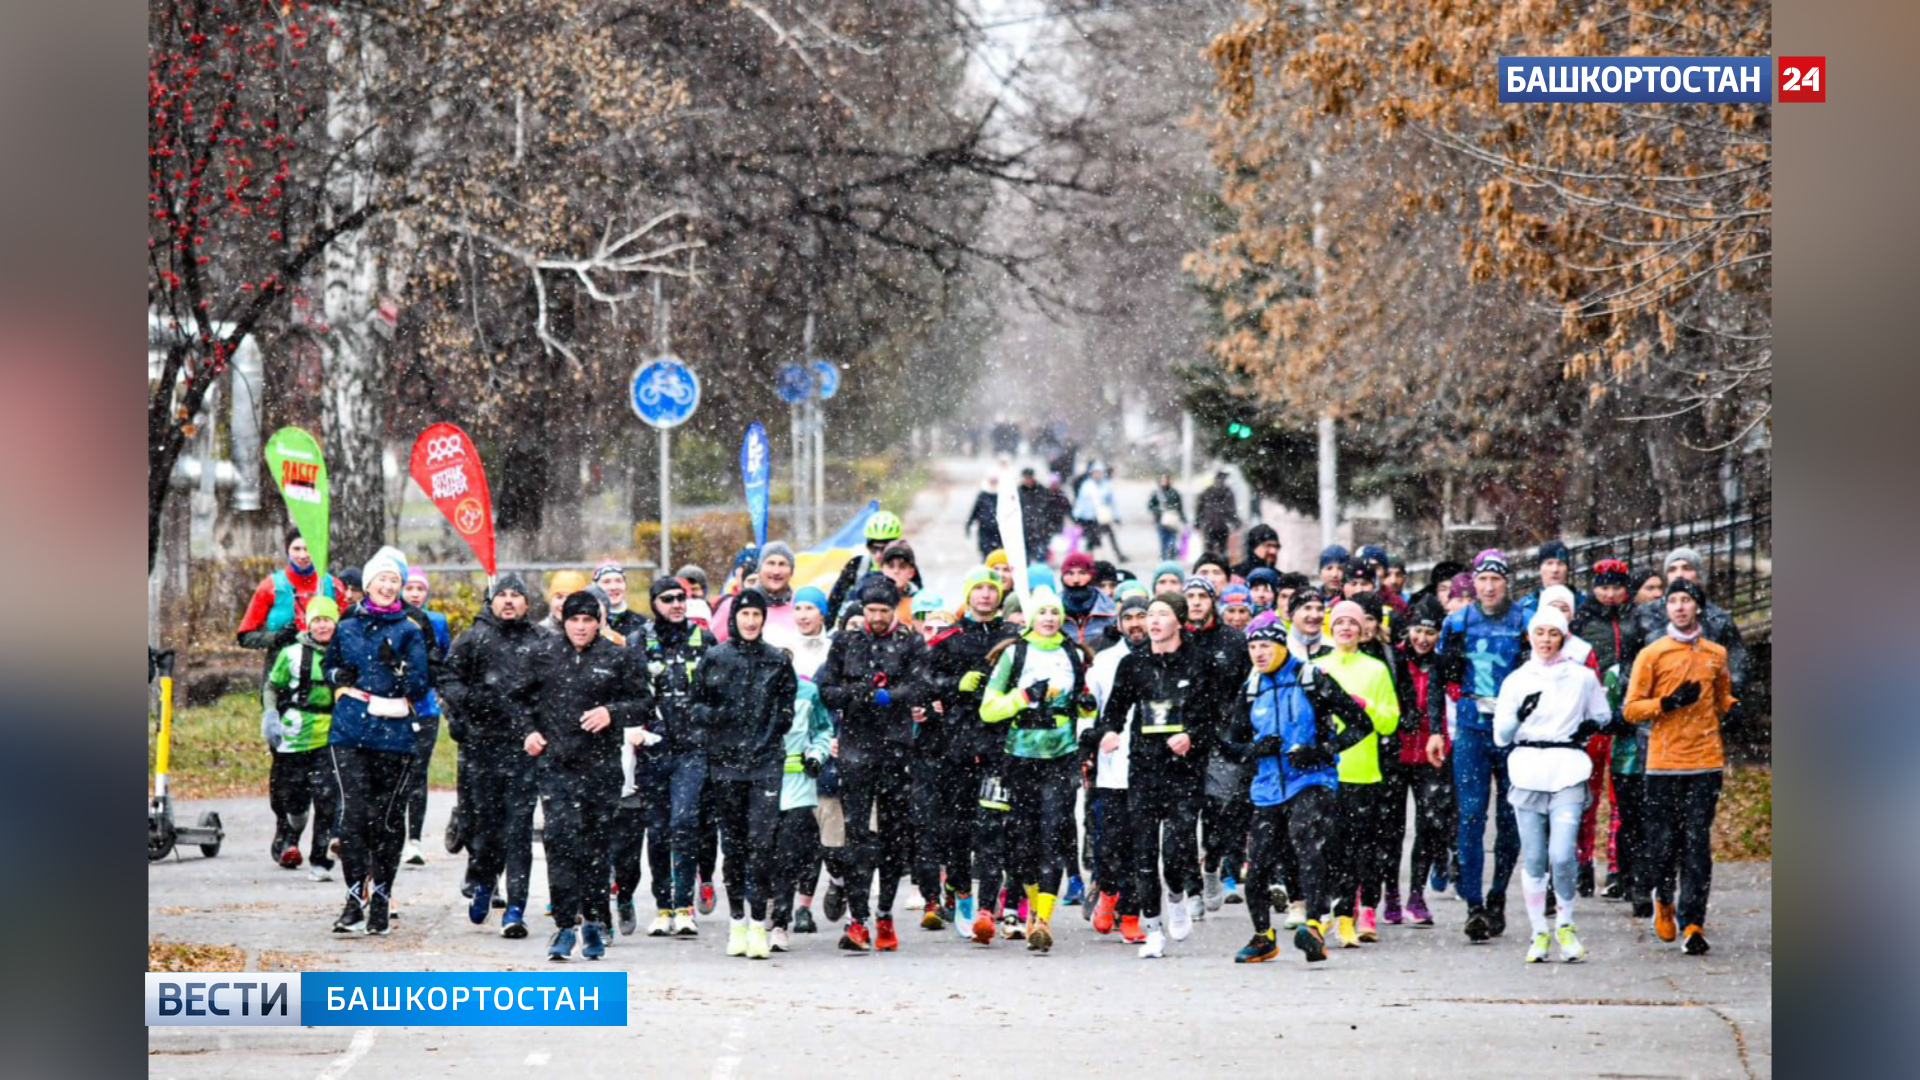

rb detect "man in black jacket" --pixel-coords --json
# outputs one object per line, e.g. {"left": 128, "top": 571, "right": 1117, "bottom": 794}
{"left": 815, "top": 578, "right": 928, "bottom": 951}
{"left": 1184, "top": 576, "right": 1254, "bottom": 916}
{"left": 631, "top": 575, "right": 714, "bottom": 936}
{"left": 1232, "top": 523, "right": 1282, "bottom": 583}
{"left": 520, "top": 591, "right": 654, "bottom": 962}
{"left": 688, "top": 588, "right": 798, "bottom": 960}
{"left": 1099, "top": 592, "right": 1225, "bottom": 958}
{"left": 1571, "top": 559, "right": 1648, "bottom": 906}
{"left": 439, "top": 574, "right": 543, "bottom": 938}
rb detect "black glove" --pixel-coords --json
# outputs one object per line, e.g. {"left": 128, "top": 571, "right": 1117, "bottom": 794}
{"left": 1515, "top": 691, "right": 1542, "bottom": 723}
{"left": 273, "top": 625, "right": 300, "bottom": 650}
{"left": 331, "top": 664, "right": 360, "bottom": 688}
{"left": 1570, "top": 718, "right": 1604, "bottom": 744}
{"left": 1304, "top": 670, "right": 1344, "bottom": 711}
{"left": 446, "top": 715, "right": 469, "bottom": 743}
{"left": 1660, "top": 680, "right": 1702, "bottom": 712}
{"left": 1285, "top": 744, "right": 1336, "bottom": 771}
{"left": 1073, "top": 690, "right": 1097, "bottom": 714}
{"left": 1022, "top": 679, "right": 1051, "bottom": 704}
{"left": 802, "top": 756, "right": 823, "bottom": 779}
{"left": 1248, "top": 734, "right": 1283, "bottom": 759}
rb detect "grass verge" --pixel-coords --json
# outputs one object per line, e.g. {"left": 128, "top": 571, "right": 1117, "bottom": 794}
{"left": 150, "top": 691, "right": 458, "bottom": 799}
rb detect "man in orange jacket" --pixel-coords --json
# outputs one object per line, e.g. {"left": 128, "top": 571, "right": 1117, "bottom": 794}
{"left": 1623, "top": 578, "right": 1737, "bottom": 957}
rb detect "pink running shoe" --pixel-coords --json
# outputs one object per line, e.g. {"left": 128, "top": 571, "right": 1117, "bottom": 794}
{"left": 1405, "top": 889, "right": 1433, "bottom": 925}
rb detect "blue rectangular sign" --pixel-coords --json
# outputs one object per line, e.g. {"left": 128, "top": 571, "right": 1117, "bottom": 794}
{"left": 147, "top": 971, "right": 627, "bottom": 1027}
{"left": 1498, "top": 57, "right": 1769, "bottom": 103}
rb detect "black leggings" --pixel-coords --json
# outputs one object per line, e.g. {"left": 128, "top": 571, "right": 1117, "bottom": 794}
{"left": 539, "top": 771, "right": 616, "bottom": 930}
{"left": 1610, "top": 771, "right": 1651, "bottom": 903}
{"left": 329, "top": 745, "right": 413, "bottom": 899}
{"left": 1006, "top": 755, "right": 1078, "bottom": 899}
{"left": 611, "top": 802, "right": 670, "bottom": 910}
{"left": 1645, "top": 771, "right": 1722, "bottom": 929}
{"left": 1089, "top": 787, "right": 1136, "bottom": 915}
{"left": 405, "top": 717, "right": 438, "bottom": 841}
{"left": 770, "top": 806, "right": 821, "bottom": 928}
{"left": 462, "top": 738, "right": 537, "bottom": 908}
{"left": 1383, "top": 759, "right": 1454, "bottom": 895}
{"left": 1127, "top": 778, "right": 1202, "bottom": 920}
{"left": 1332, "top": 781, "right": 1393, "bottom": 917}
{"left": 841, "top": 754, "right": 912, "bottom": 921}
{"left": 1247, "top": 786, "right": 1333, "bottom": 934}
{"left": 711, "top": 775, "right": 781, "bottom": 921}
{"left": 913, "top": 755, "right": 975, "bottom": 902}
{"left": 1202, "top": 793, "right": 1252, "bottom": 878}
{"left": 269, "top": 747, "right": 338, "bottom": 868}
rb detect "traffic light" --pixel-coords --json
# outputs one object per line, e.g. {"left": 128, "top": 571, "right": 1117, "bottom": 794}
{"left": 1226, "top": 422, "right": 1253, "bottom": 440}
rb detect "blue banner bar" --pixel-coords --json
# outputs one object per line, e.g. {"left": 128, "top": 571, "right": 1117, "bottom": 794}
{"left": 1498, "top": 57, "right": 1769, "bottom": 103}
{"left": 301, "top": 972, "right": 626, "bottom": 1027}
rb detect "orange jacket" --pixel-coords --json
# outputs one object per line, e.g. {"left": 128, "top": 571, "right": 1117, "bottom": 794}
{"left": 1622, "top": 632, "right": 1738, "bottom": 771}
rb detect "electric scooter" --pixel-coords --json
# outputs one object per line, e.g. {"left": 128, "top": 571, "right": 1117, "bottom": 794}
{"left": 149, "top": 648, "right": 225, "bottom": 861}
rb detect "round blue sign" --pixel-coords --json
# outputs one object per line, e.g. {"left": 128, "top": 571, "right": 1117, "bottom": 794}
{"left": 813, "top": 360, "right": 840, "bottom": 401}
{"left": 776, "top": 363, "right": 812, "bottom": 404}
{"left": 630, "top": 355, "right": 700, "bottom": 429}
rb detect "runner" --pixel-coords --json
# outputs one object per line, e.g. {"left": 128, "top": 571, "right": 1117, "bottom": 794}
{"left": 1183, "top": 576, "right": 1252, "bottom": 921}
{"left": 1060, "top": 551, "right": 1117, "bottom": 648}
{"left": 1494, "top": 605, "right": 1614, "bottom": 963}
{"left": 539, "top": 570, "right": 592, "bottom": 634}
{"left": 977, "top": 586, "right": 1093, "bottom": 952}
{"left": 1623, "top": 578, "right": 1737, "bottom": 956}
{"left": 1193, "top": 471, "right": 1240, "bottom": 558}
{"left": 1098, "top": 592, "right": 1223, "bottom": 958}
{"left": 1218, "top": 585, "right": 1254, "bottom": 631}
{"left": 519, "top": 590, "right": 653, "bottom": 961}
{"left": 1223, "top": 622, "right": 1371, "bottom": 962}
{"left": 323, "top": 546, "right": 432, "bottom": 936}
{"left": 1072, "top": 462, "right": 1126, "bottom": 559}
{"left": 439, "top": 574, "right": 543, "bottom": 937}
{"left": 784, "top": 585, "right": 841, "bottom": 934}
{"left": 1084, "top": 593, "right": 1149, "bottom": 942}
{"left": 966, "top": 475, "right": 1004, "bottom": 560}
{"left": 828, "top": 510, "right": 905, "bottom": 618}
{"left": 591, "top": 562, "right": 647, "bottom": 640}
{"left": 1285, "top": 588, "right": 1330, "bottom": 662}
{"left": 1316, "top": 545, "right": 1349, "bottom": 595}
{"left": 1385, "top": 601, "right": 1453, "bottom": 927}
{"left": 690, "top": 588, "right": 799, "bottom": 960}
{"left": 1571, "top": 560, "right": 1649, "bottom": 910}
{"left": 713, "top": 540, "right": 799, "bottom": 647}
{"left": 1152, "top": 561, "right": 1186, "bottom": 597}
{"left": 1245, "top": 568, "right": 1280, "bottom": 618}
{"left": 1233, "top": 523, "right": 1280, "bottom": 583}
{"left": 768, "top": 676, "right": 833, "bottom": 952}
{"left": 635, "top": 574, "right": 714, "bottom": 936}
{"left": 1313, "top": 600, "right": 1401, "bottom": 947}
{"left": 261, "top": 595, "right": 341, "bottom": 881}
{"left": 1436, "top": 550, "right": 1529, "bottom": 942}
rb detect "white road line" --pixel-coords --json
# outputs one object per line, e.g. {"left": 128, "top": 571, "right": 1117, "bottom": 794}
{"left": 710, "top": 1014, "right": 747, "bottom": 1079}
{"left": 314, "top": 1028, "right": 376, "bottom": 1080}
{"left": 525, "top": 1051, "right": 552, "bottom": 1066}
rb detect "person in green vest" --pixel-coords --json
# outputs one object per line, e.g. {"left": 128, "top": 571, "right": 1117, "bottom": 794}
{"left": 262, "top": 595, "right": 341, "bottom": 879}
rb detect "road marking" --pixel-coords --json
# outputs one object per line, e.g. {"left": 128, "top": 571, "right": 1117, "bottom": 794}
{"left": 315, "top": 1028, "right": 376, "bottom": 1080}
{"left": 711, "top": 1014, "right": 746, "bottom": 1079}
{"left": 525, "top": 1051, "right": 552, "bottom": 1066}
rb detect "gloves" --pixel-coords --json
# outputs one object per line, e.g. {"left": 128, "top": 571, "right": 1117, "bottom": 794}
{"left": 872, "top": 686, "right": 892, "bottom": 706}
{"left": 1023, "top": 679, "right": 1051, "bottom": 705}
{"left": 1661, "top": 680, "right": 1702, "bottom": 712}
{"left": 1248, "top": 734, "right": 1283, "bottom": 759}
{"left": 331, "top": 664, "right": 360, "bottom": 688}
{"left": 803, "top": 756, "right": 823, "bottom": 779}
{"left": 1571, "top": 718, "right": 1605, "bottom": 744}
{"left": 1516, "top": 691, "right": 1542, "bottom": 723}
{"left": 261, "top": 706, "right": 285, "bottom": 750}
{"left": 1285, "top": 744, "right": 1336, "bottom": 771}
{"left": 958, "top": 670, "right": 986, "bottom": 693}
{"left": 1304, "top": 670, "right": 1345, "bottom": 711}
{"left": 1073, "top": 691, "right": 1098, "bottom": 715}
{"left": 273, "top": 625, "right": 300, "bottom": 650}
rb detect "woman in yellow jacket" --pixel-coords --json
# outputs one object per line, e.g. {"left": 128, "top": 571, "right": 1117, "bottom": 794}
{"left": 1312, "top": 601, "right": 1401, "bottom": 947}
{"left": 1623, "top": 579, "right": 1736, "bottom": 956}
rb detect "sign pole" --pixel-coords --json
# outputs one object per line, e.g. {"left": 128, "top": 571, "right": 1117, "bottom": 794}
{"left": 812, "top": 397, "right": 825, "bottom": 539}
{"left": 660, "top": 426, "right": 672, "bottom": 572}
{"left": 791, "top": 401, "right": 805, "bottom": 543}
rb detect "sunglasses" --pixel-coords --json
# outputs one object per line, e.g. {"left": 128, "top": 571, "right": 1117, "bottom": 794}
{"left": 655, "top": 593, "right": 687, "bottom": 605}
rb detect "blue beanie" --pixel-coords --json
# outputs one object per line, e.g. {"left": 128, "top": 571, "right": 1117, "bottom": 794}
{"left": 793, "top": 586, "right": 828, "bottom": 612}
{"left": 1318, "top": 544, "right": 1350, "bottom": 569}
{"left": 1538, "top": 540, "right": 1571, "bottom": 565}
{"left": 1026, "top": 564, "right": 1056, "bottom": 595}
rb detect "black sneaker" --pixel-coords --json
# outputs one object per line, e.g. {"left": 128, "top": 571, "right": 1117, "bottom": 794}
{"left": 1484, "top": 894, "right": 1507, "bottom": 938}
{"left": 793, "top": 906, "right": 818, "bottom": 934}
{"left": 617, "top": 900, "right": 638, "bottom": 938}
{"left": 1682, "top": 926, "right": 1711, "bottom": 955}
{"left": 1464, "top": 905, "right": 1490, "bottom": 942}
{"left": 365, "top": 889, "right": 391, "bottom": 935}
{"left": 822, "top": 880, "right": 847, "bottom": 924}
{"left": 1602, "top": 872, "right": 1626, "bottom": 901}
{"left": 1577, "top": 862, "right": 1595, "bottom": 898}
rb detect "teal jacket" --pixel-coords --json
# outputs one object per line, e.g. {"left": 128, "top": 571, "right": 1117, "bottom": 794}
{"left": 780, "top": 681, "right": 835, "bottom": 811}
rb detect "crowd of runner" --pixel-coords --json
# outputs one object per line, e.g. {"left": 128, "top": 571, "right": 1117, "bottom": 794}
{"left": 236, "top": 475, "right": 1747, "bottom": 966}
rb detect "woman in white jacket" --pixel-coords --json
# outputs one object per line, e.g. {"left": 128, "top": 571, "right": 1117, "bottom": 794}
{"left": 1494, "top": 606, "right": 1614, "bottom": 963}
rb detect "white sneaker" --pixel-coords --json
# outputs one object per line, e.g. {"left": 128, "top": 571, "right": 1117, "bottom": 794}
{"left": 1189, "top": 892, "right": 1206, "bottom": 922}
{"left": 1000, "top": 913, "right": 1025, "bottom": 940}
{"left": 672, "top": 908, "right": 699, "bottom": 936}
{"left": 1202, "top": 869, "right": 1225, "bottom": 912}
{"left": 726, "top": 918, "right": 749, "bottom": 956}
{"left": 1556, "top": 924, "right": 1586, "bottom": 963}
{"left": 403, "top": 840, "right": 425, "bottom": 866}
{"left": 1167, "top": 894, "right": 1193, "bottom": 942}
{"left": 307, "top": 866, "right": 333, "bottom": 882}
{"left": 1283, "top": 900, "right": 1307, "bottom": 928}
{"left": 1138, "top": 928, "right": 1166, "bottom": 959}
{"left": 648, "top": 911, "right": 673, "bottom": 937}
{"left": 770, "top": 927, "right": 790, "bottom": 953}
{"left": 745, "top": 920, "right": 771, "bottom": 960}
{"left": 1525, "top": 931, "right": 1551, "bottom": 963}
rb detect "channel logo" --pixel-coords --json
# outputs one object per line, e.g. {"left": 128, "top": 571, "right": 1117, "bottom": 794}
{"left": 146, "top": 972, "right": 627, "bottom": 1027}
{"left": 1499, "top": 57, "right": 1770, "bottom": 103}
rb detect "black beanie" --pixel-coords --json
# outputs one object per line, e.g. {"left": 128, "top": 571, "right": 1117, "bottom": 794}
{"left": 1352, "top": 592, "right": 1385, "bottom": 621}
{"left": 1665, "top": 577, "right": 1706, "bottom": 607}
{"left": 561, "top": 590, "right": 602, "bottom": 621}
{"left": 734, "top": 587, "right": 770, "bottom": 614}
{"left": 1287, "top": 587, "right": 1325, "bottom": 616}
{"left": 859, "top": 579, "right": 901, "bottom": 608}
{"left": 1151, "top": 591, "right": 1189, "bottom": 624}
{"left": 650, "top": 575, "right": 688, "bottom": 601}
{"left": 492, "top": 572, "right": 530, "bottom": 599}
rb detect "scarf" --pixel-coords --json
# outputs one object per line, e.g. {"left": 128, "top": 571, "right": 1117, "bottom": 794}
{"left": 362, "top": 596, "right": 403, "bottom": 615}
{"left": 1062, "top": 584, "right": 1099, "bottom": 618}
{"left": 1666, "top": 622, "right": 1703, "bottom": 644}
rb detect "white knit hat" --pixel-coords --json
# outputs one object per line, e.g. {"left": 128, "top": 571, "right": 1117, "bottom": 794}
{"left": 361, "top": 545, "right": 408, "bottom": 589}
{"left": 1527, "top": 606, "right": 1569, "bottom": 636}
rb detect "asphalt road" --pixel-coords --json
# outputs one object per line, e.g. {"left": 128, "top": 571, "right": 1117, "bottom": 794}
{"left": 150, "top": 458, "right": 1772, "bottom": 1077}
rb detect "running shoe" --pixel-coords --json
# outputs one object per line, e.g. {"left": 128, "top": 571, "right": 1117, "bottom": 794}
{"left": 1382, "top": 889, "right": 1403, "bottom": 925}
{"left": 1682, "top": 925, "right": 1710, "bottom": 956}
{"left": 1091, "top": 892, "right": 1119, "bottom": 934}
{"left": 726, "top": 919, "right": 748, "bottom": 956}
{"left": 920, "top": 905, "right": 944, "bottom": 931}
{"left": 822, "top": 880, "right": 847, "bottom": 923}
{"left": 307, "top": 866, "right": 333, "bottom": 883}
{"left": 502, "top": 906, "right": 528, "bottom": 938}
{"left": 1063, "top": 875, "right": 1086, "bottom": 907}
{"left": 617, "top": 900, "right": 637, "bottom": 938}
{"left": 1119, "top": 914, "right": 1146, "bottom": 944}
{"left": 1189, "top": 892, "right": 1206, "bottom": 923}
{"left": 1335, "top": 916, "right": 1360, "bottom": 949}
{"left": 793, "top": 905, "right": 818, "bottom": 934}
{"left": 1138, "top": 928, "right": 1165, "bottom": 959}
{"left": 1429, "top": 864, "right": 1449, "bottom": 894}
{"left": 1464, "top": 905, "right": 1491, "bottom": 942}
{"left": 770, "top": 927, "right": 790, "bottom": 953}
{"left": 1631, "top": 896, "right": 1654, "bottom": 919}
{"left": 1027, "top": 918, "right": 1053, "bottom": 953}
{"left": 698, "top": 879, "right": 717, "bottom": 916}
{"left": 1167, "top": 894, "right": 1194, "bottom": 941}
{"left": 1202, "top": 869, "right": 1225, "bottom": 912}
{"left": 673, "top": 907, "right": 699, "bottom": 936}
{"left": 647, "top": 910, "right": 672, "bottom": 937}
{"left": 404, "top": 840, "right": 426, "bottom": 867}
{"left": 745, "top": 921, "right": 771, "bottom": 960}
{"left": 1223, "top": 875, "right": 1244, "bottom": 905}
{"left": 1556, "top": 924, "right": 1586, "bottom": 962}
{"left": 1602, "top": 873, "right": 1626, "bottom": 901}
{"left": 1653, "top": 900, "right": 1678, "bottom": 942}
{"left": 1235, "top": 931, "right": 1278, "bottom": 963}
{"left": 954, "top": 894, "right": 976, "bottom": 940}
{"left": 548, "top": 927, "right": 577, "bottom": 962}
{"left": 363, "top": 888, "right": 391, "bottom": 936}
{"left": 1405, "top": 889, "right": 1433, "bottom": 926}
{"left": 332, "top": 886, "right": 365, "bottom": 933}
{"left": 581, "top": 922, "right": 608, "bottom": 960}
{"left": 279, "top": 845, "right": 303, "bottom": 870}
{"left": 469, "top": 884, "right": 493, "bottom": 925}
{"left": 1283, "top": 900, "right": 1308, "bottom": 929}
{"left": 999, "top": 912, "right": 1025, "bottom": 941}
{"left": 839, "top": 920, "right": 872, "bottom": 952}
{"left": 1525, "top": 931, "right": 1551, "bottom": 963}
{"left": 971, "top": 907, "right": 997, "bottom": 945}
{"left": 875, "top": 916, "right": 899, "bottom": 952}
{"left": 1357, "top": 907, "right": 1379, "bottom": 942}
{"left": 1294, "top": 920, "right": 1328, "bottom": 963}
{"left": 1485, "top": 894, "right": 1508, "bottom": 938}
